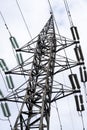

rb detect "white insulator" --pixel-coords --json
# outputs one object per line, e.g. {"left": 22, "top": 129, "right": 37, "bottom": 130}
{"left": 81, "top": 104, "right": 85, "bottom": 111}
{"left": 84, "top": 70, "right": 87, "bottom": 82}
{"left": 74, "top": 45, "right": 84, "bottom": 62}
{"left": 79, "top": 94, "right": 83, "bottom": 104}
{"left": 0, "top": 89, "right": 4, "bottom": 97}
{"left": 16, "top": 53, "right": 23, "bottom": 65}
{"left": 0, "top": 59, "right": 8, "bottom": 71}
{"left": 1, "top": 103, "right": 11, "bottom": 117}
{"left": 79, "top": 95, "right": 85, "bottom": 111}
{"left": 9, "top": 36, "right": 19, "bottom": 49}
{"left": 79, "top": 67, "right": 84, "bottom": 82}
{"left": 70, "top": 26, "right": 79, "bottom": 41}
{"left": 74, "top": 95, "right": 80, "bottom": 111}
{"left": 69, "top": 74, "right": 80, "bottom": 90}
{"left": 19, "top": 53, "right": 23, "bottom": 64}
{"left": 6, "top": 75, "right": 14, "bottom": 89}
{"left": 79, "top": 67, "right": 87, "bottom": 82}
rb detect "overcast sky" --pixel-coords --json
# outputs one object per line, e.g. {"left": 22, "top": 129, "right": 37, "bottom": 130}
{"left": 0, "top": 0, "right": 87, "bottom": 130}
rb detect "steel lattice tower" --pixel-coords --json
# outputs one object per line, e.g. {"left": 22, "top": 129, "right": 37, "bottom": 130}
{"left": 10, "top": 14, "right": 56, "bottom": 130}
{"left": 13, "top": 14, "right": 56, "bottom": 130}
{"left": 3, "top": 13, "right": 84, "bottom": 130}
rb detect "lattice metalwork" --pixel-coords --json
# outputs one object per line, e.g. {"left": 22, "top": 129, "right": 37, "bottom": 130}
{"left": 2, "top": 14, "right": 84, "bottom": 130}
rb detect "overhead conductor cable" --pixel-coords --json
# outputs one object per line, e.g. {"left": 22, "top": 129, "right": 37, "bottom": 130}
{"left": 16, "top": 0, "right": 32, "bottom": 40}
{"left": 15, "top": 0, "right": 36, "bottom": 50}
{"left": 0, "top": 11, "right": 11, "bottom": 36}
{"left": 63, "top": 0, "right": 73, "bottom": 27}
{"left": 63, "top": 0, "right": 80, "bottom": 41}
{"left": 55, "top": 101, "right": 62, "bottom": 130}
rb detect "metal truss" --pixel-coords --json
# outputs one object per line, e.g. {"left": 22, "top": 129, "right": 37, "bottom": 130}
{"left": 3, "top": 14, "right": 84, "bottom": 130}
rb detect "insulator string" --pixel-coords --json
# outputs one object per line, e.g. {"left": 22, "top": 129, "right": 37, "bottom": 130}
{"left": 62, "top": 69, "right": 75, "bottom": 130}
{"left": 0, "top": 66, "right": 20, "bottom": 113}
{"left": 0, "top": 11, "right": 27, "bottom": 80}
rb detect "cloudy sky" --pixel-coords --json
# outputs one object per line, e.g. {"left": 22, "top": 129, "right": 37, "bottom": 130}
{"left": 0, "top": 0, "right": 87, "bottom": 130}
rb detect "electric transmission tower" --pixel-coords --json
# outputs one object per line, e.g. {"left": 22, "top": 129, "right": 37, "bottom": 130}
{"left": 3, "top": 13, "right": 85, "bottom": 130}
{"left": 0, "top": 1, "right": 87, "bottom": 130}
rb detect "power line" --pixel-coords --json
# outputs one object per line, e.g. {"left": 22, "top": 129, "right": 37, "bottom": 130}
{"left": 0, "top": 118, "right": 8, "bottom": 121}
{"left": 63, "top": 0, "right": 74, "bottom": 27}
{"left": 0, "top": 11, "right": 11, "bottom": 36}
{"left": 80, "top": 112, "right": 85, "bottom": 130}
{"left": 15, "top": 0, "right": 32, "bottom": 40}
{"left": 55, "top": 101, "right": 62, "bottom": 130}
